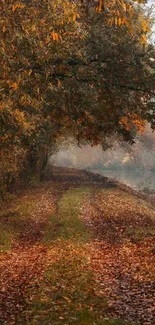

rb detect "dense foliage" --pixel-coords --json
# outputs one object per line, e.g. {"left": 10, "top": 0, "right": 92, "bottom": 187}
{"left": 0, "top": 0, "right": 155, "bottom": 196}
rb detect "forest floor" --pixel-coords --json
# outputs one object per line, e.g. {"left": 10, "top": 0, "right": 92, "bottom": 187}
{"left": 0, "top": 167, "right": 155, "bottom": 325}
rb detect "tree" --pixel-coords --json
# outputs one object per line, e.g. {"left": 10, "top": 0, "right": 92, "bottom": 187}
{"left": 0, "top": 0, "right": 155, "bottom": 195}
{"left": 1, "top": 0, "right": 82, "bottom": 192}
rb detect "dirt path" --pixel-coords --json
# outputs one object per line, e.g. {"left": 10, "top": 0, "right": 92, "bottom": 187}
{"left": 0, "top": 167, "right": 155, "bottom": 325}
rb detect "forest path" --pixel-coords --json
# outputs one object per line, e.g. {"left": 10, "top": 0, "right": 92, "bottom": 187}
{"left": 0, "top": 167, "right": 155, "bottom": 325}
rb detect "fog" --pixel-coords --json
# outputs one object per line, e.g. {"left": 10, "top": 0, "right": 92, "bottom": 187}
{"left": 50, "top": 125, "right": 155, "bottom": 170}
{"left": 49, "top": 125, "right": 155, "bottom": 191}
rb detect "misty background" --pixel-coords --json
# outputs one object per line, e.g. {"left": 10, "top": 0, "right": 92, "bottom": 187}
{"left": 50, "top": 124, "right": 155, "bottom": 192}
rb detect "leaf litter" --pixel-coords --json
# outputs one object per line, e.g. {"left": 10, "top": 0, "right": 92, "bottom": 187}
{"left": 0, "top": 167, "right": 155, "bottom": 324}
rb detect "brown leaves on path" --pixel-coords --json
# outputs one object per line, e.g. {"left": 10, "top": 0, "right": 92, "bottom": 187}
{"left": 0, "top": 167, "right": 155, "bottom": 325}
{"left": 0, "top": 184, "right": 57, "bottom": 324}
{"left": 0, "top": 245, "right": 47, "bottom": 324}
{"left": 82, "top": 188, "right": 155, "bottom": 325}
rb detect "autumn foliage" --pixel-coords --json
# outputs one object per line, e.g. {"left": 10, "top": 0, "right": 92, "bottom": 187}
{"left": 0, "top": 0, "right": 155, "bottom": 195}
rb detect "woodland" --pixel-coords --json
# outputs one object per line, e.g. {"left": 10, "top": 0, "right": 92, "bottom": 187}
{"left": 1, "top": 0, "right": 155, "bottom": 197}
{"left": 0, "top": 1, "right": 155, "bottom": 325}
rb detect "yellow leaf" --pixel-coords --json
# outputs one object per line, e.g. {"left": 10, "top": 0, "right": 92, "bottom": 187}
{"left": 123, "top": 3, "right": 127, "bottom": 12}
{"left": 140, "top": 34, "right": 147, "bottom": 44}
{"left": 12, "top": 3, "right": 25, "bottom": 13}
{"left": 129, "top": 4, "right": 133, "bottom": 17}
{"left": 141, "top": 21, "right": 148, "bottom": 33}
{"left": 73, "top": 13, "right": 77, "bottom": 21}
{"left": 118, "top": 0, "right": 127, "bottom": 12}
{"left": 108, "top": 18, "right": 114, "bottom": 27}
{"left": 63, "top": 296, "right": 72, "bottom": 303}
{"left": 28, "top": 69, "right": 32, "bottom": 76}
{"left": 31, "top": 24, "right": 36, "bottom": 32}
{"left": 1, "top": 40, "right": 5, "bottom": 48}
{"left": 118, "top": 18, "right": 122, "bottom": 26}
{"left": 40, "top": 41, "right": 44, "bottom": 48}
{"left": 2, "top": 26, "right": 6, "bottom": 33}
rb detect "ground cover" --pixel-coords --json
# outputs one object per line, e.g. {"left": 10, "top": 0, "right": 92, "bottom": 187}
{"left": 0, "top": 167, "right": 155, "bottom": 325}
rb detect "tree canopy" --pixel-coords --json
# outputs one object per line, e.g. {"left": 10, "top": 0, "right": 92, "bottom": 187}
{"left": 0, "top": 0, "right": 155, "bottom": 195}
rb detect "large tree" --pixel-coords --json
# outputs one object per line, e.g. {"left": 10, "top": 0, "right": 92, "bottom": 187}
{"left": 0, "top": 0, "right": 155, "bottom": 194}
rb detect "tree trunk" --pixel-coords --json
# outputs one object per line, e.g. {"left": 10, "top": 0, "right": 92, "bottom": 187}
{"left": 39, "top": 150, "right": 48, "bottom": 181}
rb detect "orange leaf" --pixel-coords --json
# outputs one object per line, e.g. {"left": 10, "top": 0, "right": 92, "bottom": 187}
{"left": 10, "top": 82, "right": 18, "bottom": 90}
{"left": 12, "top": 3, "right": 25, "bottom": 13}
{"left": 58, "top": 80, "right": 61, "bottom": 88}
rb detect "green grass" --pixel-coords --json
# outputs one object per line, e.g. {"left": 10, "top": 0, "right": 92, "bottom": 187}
{"left": 0, "top": 223, "right": 15, "bottom": 252}
{"left": 124, "top": 226, "right": 155, "bottom": 242}
{"left": 1, "top": 186, "right": 135, "bottom": 324}
{"left": 22, "top": 244, "right": 132, "bottom": 325}
{"left": 24, "top": 253, "right": 106, "bottom": 324}
{"left": 17, "top": 187, "right": 133, "bottom": 325}
{"left": 43, "top": 187, "right": 91, "bottom": 243}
